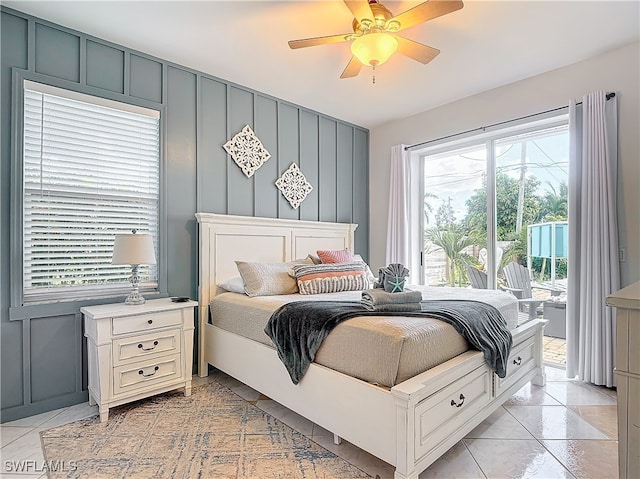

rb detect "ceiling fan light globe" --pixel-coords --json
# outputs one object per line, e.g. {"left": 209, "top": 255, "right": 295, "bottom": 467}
{"left": 350, "top": 33, "right": 398, "bottom": 67}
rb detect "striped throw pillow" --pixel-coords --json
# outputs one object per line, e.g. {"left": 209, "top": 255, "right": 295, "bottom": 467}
{"left": 293, "top": 262, "right": 367, "bottom": 295}
{"left": 316, "top": 249, "right": 355, "bottom": 264}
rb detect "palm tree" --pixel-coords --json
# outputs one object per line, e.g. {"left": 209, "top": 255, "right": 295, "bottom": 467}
{"left": 426, "top": 225, "right": 479, "bottom": 287}
{"left": 540, "top": 181, "right": 568, "bottom": 221}
{"left": 423, "top": 191, "right": 438, "bottom": 225}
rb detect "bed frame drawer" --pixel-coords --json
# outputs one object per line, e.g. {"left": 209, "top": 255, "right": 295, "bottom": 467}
{"left": 113, "top": 353, "right": 182, "bottom": 396}
{"left": 415, "top": 365, "right": 492, "bottom": 458}
{"left": 495, "top": 336, "right": 536, "bottom": 395}
{"left": 112, "top": 328, "right": 181, "bottom": 366}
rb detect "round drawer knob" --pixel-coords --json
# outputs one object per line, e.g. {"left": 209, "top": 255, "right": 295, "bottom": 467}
{"left": 147, "top": 319, "right": 153, "bottom": 324}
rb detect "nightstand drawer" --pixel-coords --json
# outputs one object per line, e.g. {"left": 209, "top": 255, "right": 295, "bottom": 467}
{"left": 113, "top": 329, "right": 181, "bottom": 366}
{"left": 113, "top": 354, "right": 182, "bottom": 395}
{"left": 112, "top": 309, "right": 182, "bottom": 335}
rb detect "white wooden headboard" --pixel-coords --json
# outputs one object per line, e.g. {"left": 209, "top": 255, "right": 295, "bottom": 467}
{"left": 195, "top": 213, "right": 357, "bottom": 351}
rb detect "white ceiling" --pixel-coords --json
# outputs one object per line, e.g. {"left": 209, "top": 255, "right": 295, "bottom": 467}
{"left": 5, "top": 0, "right": 639, "bottom": 128}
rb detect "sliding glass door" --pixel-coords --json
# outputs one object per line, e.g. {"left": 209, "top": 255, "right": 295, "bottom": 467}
{"left": 422, "top": 143, "right": 487, "bottom": 287}
{"left": 419, "top": 116, "right": 569, "bottom": 293}
{"left": 495, "top": 126, "right": 569, "bottom": 290}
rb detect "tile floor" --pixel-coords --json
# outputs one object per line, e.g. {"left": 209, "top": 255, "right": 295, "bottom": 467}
{"left": 0, "top": 365, "right": 618, "bottom": 479}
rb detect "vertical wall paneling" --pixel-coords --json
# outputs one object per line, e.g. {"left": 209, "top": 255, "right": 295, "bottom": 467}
{"left": 1, "top": 11, "right": 28, "bottom": 410}
{"left": 278, "top": 103, "right": 301, "bottom": 220}
{"left": 30, "top": 315, "right": 77, "bottom": 401}
{"left": 353, "top": 128, "right": 369, "bottom": 260}
{"left": 123, "top": 51, "right": 130, "bottom": 96}
{"left": 22, "top": 320, "right": 31, "bottom": 407}
{"left": 0, "top": 322, "right": 23, "bottom": 408}
{"left": 129, "top": 54, "right": 163, "bottom": 103}
{"left": 0, "top": 6, "right": 369, "bottom": 422}
{"left": 299, "top": 110, "right": 319, "bottom": 221}
{"left": 319, "top": 117, "right": 338, "bottom": 222}
{"left": 337, "top": 123, "right": 354, "bottom": 223}
{"left": 86, "top": 40, "right": 124, "bottom": 93}
{"left": 227, "top": 87, "right": 254, "bottom": 216}
{"left": 199, "top": 77, "right": 227, "bottom": 213}
{"left": 166, "top": 66, "right": 197, "bottom": 299}
{"left": 78, "top": 34, "right": 86, "bottom": 86}
{"left": 254, "top": 95, "right": 279, "bottom": 218}
{"left": 34, "top": 23, "right": 80, "bottom": 82}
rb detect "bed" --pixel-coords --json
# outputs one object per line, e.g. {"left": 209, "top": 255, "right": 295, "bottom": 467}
{"left": 196, "top": 213, "right": 546, "bottom": 479}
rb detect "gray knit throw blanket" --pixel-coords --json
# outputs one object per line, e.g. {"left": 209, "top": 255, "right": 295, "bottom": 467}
{"left": 265, "top": 300, "right": 513, "bottom": 385}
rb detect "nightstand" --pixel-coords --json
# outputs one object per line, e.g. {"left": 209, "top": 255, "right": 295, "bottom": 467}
{"left": 82, "top": 298, "right": 196, "bottom": 422}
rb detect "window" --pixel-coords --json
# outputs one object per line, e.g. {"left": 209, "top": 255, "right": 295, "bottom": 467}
{"left": 416, "top": 114, "right": 569, "bottom": 289}
{"left": 22, "top": 80, "right": 160, "bottom": 303}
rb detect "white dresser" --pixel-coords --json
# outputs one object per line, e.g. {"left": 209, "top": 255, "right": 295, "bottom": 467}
{"left": 82, "top": 298, "right": 196, "bottom": 422}
{"left": 607, "top": 281, "right": 640, "bottom": 479}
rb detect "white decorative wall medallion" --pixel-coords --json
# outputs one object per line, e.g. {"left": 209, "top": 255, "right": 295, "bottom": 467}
{"left": 223, "top": 125, "right": 271, "bottom": 178}
{"left": 275, "top": 163, "right": 313, "bottom": 209}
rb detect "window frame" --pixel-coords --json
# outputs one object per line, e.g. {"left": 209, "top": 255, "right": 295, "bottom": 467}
{"left": 9, "top": 69, "right": 168, "bottom": 314}
{"left": 410, "top": 111, "right": 569, "bottom": 288}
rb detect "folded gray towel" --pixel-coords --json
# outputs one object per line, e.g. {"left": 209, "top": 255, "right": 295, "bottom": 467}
{"left": 378, "top": 263, "right": 410, "bottom": 292}
{"left": 361, "top": 289, "right": 423, "bottom": 310}
{"left": 362, "top": 302, "right": 422, "bottom": 312}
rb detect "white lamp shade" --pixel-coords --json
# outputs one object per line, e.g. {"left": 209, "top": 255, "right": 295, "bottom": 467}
{"left": 112, "top": 233, "right": 156, "bottom": 265}
{"left": 350, "top": 33, "right": 398, "bottom": 67}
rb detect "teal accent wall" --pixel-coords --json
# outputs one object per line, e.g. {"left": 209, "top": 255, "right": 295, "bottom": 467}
{"left": 0, "top": 7, "right": 369, "bottom": 422}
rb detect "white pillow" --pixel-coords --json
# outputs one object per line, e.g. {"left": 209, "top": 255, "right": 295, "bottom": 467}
{"left": 218, "top": 276, "right": 245, "bottom": 294}
{"left": 235, "top": 258, "right": 313, "bottom": 297}
{"left": 354, "top": 254, "right": 376, "bottom": 287}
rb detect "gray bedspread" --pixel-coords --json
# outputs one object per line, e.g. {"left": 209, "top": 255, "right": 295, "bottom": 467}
{"left": 264, "top": 300, "right": 513, "bottom": 385}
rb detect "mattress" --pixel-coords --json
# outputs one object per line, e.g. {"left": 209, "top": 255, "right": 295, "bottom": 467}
{"left": 210, "top": 289, "right": 515, "bottom": 388}
{"left": 409, "top": 285, "right": 519, "bottom": 330}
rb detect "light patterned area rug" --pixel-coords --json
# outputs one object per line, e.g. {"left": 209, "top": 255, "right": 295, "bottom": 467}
{"left": 40, "top": 381, "right": 371, "bottom": 478}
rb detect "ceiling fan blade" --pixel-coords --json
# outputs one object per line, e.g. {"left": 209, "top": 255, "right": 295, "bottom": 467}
{"left": 288, "top": 33, "right": 352, "bottom": 49}
{"left": 390, "top": 0, "right": 463, "bottom": 32}
{"left": 340, "top": 57, "right": 363, "bottom": 78}
{"left": 343, "top": 0, "right": 373, "bottom": 22}
{"left": 395, "top": 36, "right": 440, "bottom": 64}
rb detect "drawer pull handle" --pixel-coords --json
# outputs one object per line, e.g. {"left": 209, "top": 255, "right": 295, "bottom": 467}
{"left": 138, "top": 366, "right": 159, "bottom": 377}
{"left": 513, "top": 356, "right": 522, "bottom": 366}
{"left": 137, "top": 341, "right": 159, "bottom": 351}
{"left": 450, "top": 394, "right": 465, "bottom": 408}
{"left": 147, "top": 319, "right": 153, "bottom": 325}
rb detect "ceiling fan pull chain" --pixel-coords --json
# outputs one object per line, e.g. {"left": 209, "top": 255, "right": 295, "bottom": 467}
{"left": 372, "top": 64, "right": 376, "bottom": 85}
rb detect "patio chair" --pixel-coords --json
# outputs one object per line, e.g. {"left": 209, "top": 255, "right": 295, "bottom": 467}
{"left": 466, "top": 266, "right": 488, "bottom": 289}
{"left": 503, "top": 262, "right": 546, "bottom": 320}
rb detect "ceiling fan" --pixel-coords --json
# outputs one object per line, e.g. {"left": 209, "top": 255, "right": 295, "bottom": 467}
{"left": 288, "top": 0, "right": 464, "bottom": 79}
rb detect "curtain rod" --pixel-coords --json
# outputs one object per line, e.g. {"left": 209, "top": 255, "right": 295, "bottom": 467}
{"left": 404, "top": 92, "right": 615, "bottom": 151}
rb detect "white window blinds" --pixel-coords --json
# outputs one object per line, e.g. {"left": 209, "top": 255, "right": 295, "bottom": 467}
{"left": 22, "top": 81, "right": 160, "bottom": 303}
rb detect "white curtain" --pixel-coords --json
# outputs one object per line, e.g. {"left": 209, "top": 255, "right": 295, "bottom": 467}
{"left": 385, "top": 144, "right": 410, "bottom": 267}
{"left": 566, "top": 91, "right": 620, "bottom": 387}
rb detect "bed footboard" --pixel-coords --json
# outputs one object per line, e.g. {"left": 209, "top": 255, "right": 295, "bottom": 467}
{"left": 201, "top": 317, "right": 545, "bottom": 479}
{"left": 390, "top": 318, "right": 545, "bottom": 478}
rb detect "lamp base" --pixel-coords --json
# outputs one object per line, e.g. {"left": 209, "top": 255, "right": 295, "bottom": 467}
{"left": 124, "top": 291, "right": 146, "bottom": 305}
{"left": 124, "top": 264, "right": 145, "bottom": 305}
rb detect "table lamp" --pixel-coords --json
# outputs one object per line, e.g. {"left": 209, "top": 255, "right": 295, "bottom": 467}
{"left": 112, "top": 229, "right": 156, "bottom": 305}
